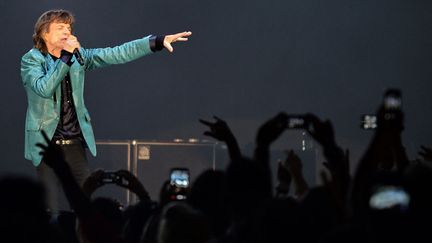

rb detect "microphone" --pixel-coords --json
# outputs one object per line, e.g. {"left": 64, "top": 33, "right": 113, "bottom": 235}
{"left": 73, "top": 48, "right": 84, "bottom": 66}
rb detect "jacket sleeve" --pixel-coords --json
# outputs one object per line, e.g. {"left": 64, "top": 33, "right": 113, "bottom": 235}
{"left": 21, "top": 50, "right": 69, "bottom": 98}
{"left": 82, "top": 35, "right": 154, "bottom": 71}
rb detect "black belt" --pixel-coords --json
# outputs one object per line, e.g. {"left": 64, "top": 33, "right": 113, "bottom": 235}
{"left": 54, "top": 138, "right": 82, "bottom": 145}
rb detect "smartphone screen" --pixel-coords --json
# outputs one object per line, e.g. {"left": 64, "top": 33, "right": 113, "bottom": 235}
{"left": 170, "top": 168, "right": 190, "bottom": 188}
{"left": 383, "top": 89, "right": 402, "bottom": 110}
{"left": 369, "top": 186, "right": 410, "bottom": 210}
{"left": 102, "top": 171, "right": 120, "bottom": 184}
{"left": 286, "top": 115, "right": 306, "bottom": 129}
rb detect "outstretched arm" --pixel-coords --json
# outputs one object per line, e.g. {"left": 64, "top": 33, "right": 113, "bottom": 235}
{"left": 82, "top": 169, "right": 105, "bottom": 198}
{"left": 304, "top": 114, "right": 350, "bottom": 186}
{"left": 199, "top": 116, "right": 241, "bottom": 162}
{"left": 254, "top": 112, "right": 288, "bottom": 165}
{"left": 115, "top": 169, "right": 151, "bottom": 202}
{"left": 254, "top": 112, "right": 288, "bottom": 198}
{"left": 351, "top": 106, "right": 407, "bottom": 214}
{"left": 84, "top": 31, "right": 192, "bottom": 70}
{"left": 304, "top": 113, "right": 350, "bottom": 217}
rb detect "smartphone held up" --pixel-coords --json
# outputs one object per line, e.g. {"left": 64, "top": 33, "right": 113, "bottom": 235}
{"left": 169, "top": 168, "right": 190, "bottom": 200}
{"left": 360, "top": 88, "right": 403, "bottom": 130}
{"left": 286, "top": 115, "right": 308, "bottom": 129}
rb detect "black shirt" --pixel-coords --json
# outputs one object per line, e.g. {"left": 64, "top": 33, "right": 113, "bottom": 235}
{"left": 50, "top": 51, "right": 83, "bottom": 141}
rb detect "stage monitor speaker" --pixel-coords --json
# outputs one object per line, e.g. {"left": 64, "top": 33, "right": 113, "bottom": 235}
{"left": 132, "top": 140, "right": 223, "bottom": 203}
{"left": 88, "top": 140, "right": 226, "bottom": 206}
{"left": 87, "top": 140, "right": 132, "bottom": 207}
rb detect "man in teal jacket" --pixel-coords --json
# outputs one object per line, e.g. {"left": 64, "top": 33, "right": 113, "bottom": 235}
{"left": 21, "top": 9, "right": 191, "bottom": 212}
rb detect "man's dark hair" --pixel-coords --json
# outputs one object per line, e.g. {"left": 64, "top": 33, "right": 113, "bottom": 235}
{"left": 32, "top": 9, "right": 75, "bottom": 53}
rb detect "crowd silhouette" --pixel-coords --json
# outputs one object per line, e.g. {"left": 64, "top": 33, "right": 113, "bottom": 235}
{"left": 1, "top": 88, "right": 431, "bottom": 243}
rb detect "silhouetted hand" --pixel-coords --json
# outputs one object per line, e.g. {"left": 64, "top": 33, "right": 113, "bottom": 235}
{"left": 304, "top": 113, "right": 336, "bottom": 148}
{"left": 199, "top": 116, "right": 235, "bottom": 142}
{"left": 82, "top": 169, "right": 105, "bottom": 197}
{"left": 283, "top": 150, "right": 309, "bottom": 198}
{"left": 418, "top": 145, "right": 432, "bottom": 162}
{"left": 200, "top": 116, "right": 241, "bottom": 161}
{"left": 277, "top": 161, "right": 292, "bottom": 186}
{"left": 276, "top": 160, "right": 292, "bottom": 195}
{"left": 284, "top": 150, "right": 303, "bottom": 177}
{"left": 304, "top": 113, "right": 349, "bottom": 173}
{"left": 256, "top": 112, "right": 288, "bottom": 146}
{"left": 115, "top": 170, "right": 150, "bottom": 201}
{"left": 163, "top": 31, "right": 192, "bottom": 53}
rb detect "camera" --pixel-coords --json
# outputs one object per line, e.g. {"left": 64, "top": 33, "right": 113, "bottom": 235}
{"left": 360, "top": 114, "right": 377, "bottom": 130}
{"left": 286, "top": 115, "right": 308, "bottom": 129}
{"left": 101, "top": 171, "right": 122, "bottom": 184}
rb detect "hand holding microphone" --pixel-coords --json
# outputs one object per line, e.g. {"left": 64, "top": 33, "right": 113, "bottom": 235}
{"left": 63, "top": 35, "right": 84, "bottom": 66}
{"left": 73, "top": 48, "right": 84, "bottom": 66}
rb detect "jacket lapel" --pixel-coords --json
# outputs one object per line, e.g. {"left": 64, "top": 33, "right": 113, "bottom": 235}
{"left": 69, "top": 56, "right": 83, "bottom": 104}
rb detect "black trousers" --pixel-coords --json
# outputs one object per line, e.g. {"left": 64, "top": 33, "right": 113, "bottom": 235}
{"left": 37, "top": 143, "right": 90, "bottom": 214}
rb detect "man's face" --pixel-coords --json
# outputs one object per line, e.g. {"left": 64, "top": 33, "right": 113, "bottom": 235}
{"left": 43, "top": 21, "right": 72, "bottom": 52}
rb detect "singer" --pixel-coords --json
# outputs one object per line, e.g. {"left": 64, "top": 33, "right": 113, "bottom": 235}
{"left": 20, "top": 9, "right": 192, "bottom": 213}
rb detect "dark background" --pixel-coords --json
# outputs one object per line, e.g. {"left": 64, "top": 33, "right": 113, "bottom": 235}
{"left": 1, "top": 0, "right": 431, "bottom": 183}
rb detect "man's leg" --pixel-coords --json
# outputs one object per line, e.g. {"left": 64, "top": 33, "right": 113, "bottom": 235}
{"left": 37, "top": 143, "right": 91, "bottom": 213}
{"left": 36, "top": 161, "right": 61, "bottom": 215}
{"left": 62, "top": 143, "right": 90, "bottom": 187}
